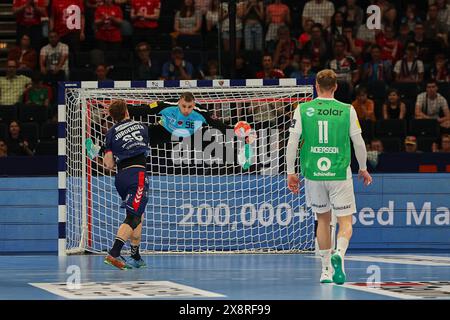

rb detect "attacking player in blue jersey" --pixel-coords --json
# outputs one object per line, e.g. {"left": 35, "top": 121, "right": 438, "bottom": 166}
{"left": 96, "top": 94, "right": 253, "bottom": 269}
{"left": 103, "top": 100, "right": 149, "bottom": 270}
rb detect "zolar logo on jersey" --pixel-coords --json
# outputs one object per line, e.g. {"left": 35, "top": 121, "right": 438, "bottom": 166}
{"left": 306, "top": 107, "right": 344, "bottom": 117}
{"left": 306, "top": 107, "right": 315, "bottom": 117}
{"left": 317, "top": 109, "right": 343, "bottom": 116}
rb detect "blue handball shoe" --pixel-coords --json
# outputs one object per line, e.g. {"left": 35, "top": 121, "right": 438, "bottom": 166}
{"left": 126, "top": 257, "right": 147, "bottom": 269}
{"left": 104, "top": 255, "right": 132, "bottom": 270}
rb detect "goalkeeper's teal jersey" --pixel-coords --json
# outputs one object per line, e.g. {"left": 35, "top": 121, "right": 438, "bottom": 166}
{"left": 148, "top": 101, "right": 230, "bottom": 137}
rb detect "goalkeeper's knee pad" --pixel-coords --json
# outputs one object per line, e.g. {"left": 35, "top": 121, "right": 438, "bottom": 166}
{"left": 124, "top": 212, "right": 141, "bottom": 230}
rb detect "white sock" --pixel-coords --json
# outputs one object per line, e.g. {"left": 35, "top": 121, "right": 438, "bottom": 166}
{"left": 336, "top": 237, "right": 349, "bottom": 258}
{"left": 319, "top": 249, "right": 331, "bottom": 270}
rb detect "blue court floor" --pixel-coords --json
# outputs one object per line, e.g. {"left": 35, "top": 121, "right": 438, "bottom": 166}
{"left": 0, "top": 253, "right": 449, "bottom": 300}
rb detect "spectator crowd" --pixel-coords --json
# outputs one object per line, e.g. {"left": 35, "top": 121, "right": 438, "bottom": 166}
{"left": 0, "top": 0, "right": 449, "bottom": 166}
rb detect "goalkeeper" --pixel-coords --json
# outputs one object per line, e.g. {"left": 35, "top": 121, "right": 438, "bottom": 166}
{"left": 145, "top": 91, "right": 233, "bottom": 143}
{"left": 143, "top": 91, "right": 255, "bottom": 169}
{"left": 102, "top": 100, "right": 150, "bottom": 270}
{"left": 286, "top": 69, "right": 372, "bottom": 285}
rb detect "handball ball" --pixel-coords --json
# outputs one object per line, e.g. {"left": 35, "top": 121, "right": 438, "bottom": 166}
{"left": 234, "top": 121, "right": 252, "bottom": 137}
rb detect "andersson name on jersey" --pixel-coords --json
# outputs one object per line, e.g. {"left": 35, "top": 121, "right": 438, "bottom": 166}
{"left": 310, "top": 146, "right": 339, "bottom": 154}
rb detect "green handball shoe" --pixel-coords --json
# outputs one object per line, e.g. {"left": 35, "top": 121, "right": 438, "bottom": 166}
{"left": 331, "top": 253, "right": 346, "bottom": 285}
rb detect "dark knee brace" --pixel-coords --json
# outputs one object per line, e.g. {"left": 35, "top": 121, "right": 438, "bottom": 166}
{"left": 124, "top": 212, "right": 141, "bottom": 230}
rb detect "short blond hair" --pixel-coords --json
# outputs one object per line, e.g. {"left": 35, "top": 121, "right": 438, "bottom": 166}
{"left": 316, "top": 69, "right": 337, "bottom": 92}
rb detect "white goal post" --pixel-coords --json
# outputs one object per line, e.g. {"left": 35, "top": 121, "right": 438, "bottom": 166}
{"left": 58, "top": 79, "right": 316, "bottom": 256}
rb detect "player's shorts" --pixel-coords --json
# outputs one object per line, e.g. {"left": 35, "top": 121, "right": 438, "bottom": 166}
{"left": 115, "top": 167, "right": 149, "bottom": 217}
{"left": 304, "top": 178, "right": 356, "bottom": 217}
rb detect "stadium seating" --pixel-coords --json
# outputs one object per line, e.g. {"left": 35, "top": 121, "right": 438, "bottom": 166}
{"left": 0, "top": 0, "right": 446, "bottom": 166}
{"left": 0, "top": 105, "right": 18, "bottom": 123}
{"left": 40, "top": 122, "right": 57, "bottom": 140}
{"left": 18, "top": 104, "right": 48, "bottom": 123}
{"left": 376, "top": 119, "right": 407, "bottom": 138}
{"left": 105, "top": 49, "right": 132, "bottom": 67}
{"left": 409, "top": 119, "right": 440, "bottom": 137}
{"left": 70, "top": 68, "right": 94, "bottom": 81}
{"left": 205, "top": 33, "right": 219, "bottom": 50}
{"left": 360, "top": 120, "right": 375, "bottom": 142}
{"left": 393, "top": 83, "right": 421, "bottom": 100}
{"left": 108, "top": 66, "right": 133, "bottom": 81}
{"left": 183, "top": 50, "right": 204, "bottom": 69}
{"left": 0, "top": 122, "right": 6, "bottom": 140}
{"left": 417, "top": 137, "right": 437, "bottom": 152}
{"left": 437, "top": 83, "right": 450, "bottom": 102}
{"left": 72, "top": 51, "right": 92, "bottom": 69}
{"left": 35, "top": 140, "right": 57, "bottom": 155}
{"left": 380, "top": 137, "right": 402, "bottom": 152}
{"left": 403, "top": 99, "right": 416, "bottom": 119}
{"left": 373, "top": 99, "right": 384, "bottom": 120}
{"left": 177, "top": 35, "right": 203, "bottom": 50}
{"left": 334, "top": 81, "right": 352, "bottom": 104}
{"left": 366, "top": 81, "right": 388, "bottom": 100}
{"left": 20, "top": 122, "right": 39, "bottom": 149}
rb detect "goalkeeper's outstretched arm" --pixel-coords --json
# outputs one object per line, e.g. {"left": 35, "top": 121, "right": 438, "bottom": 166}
{"left": 146, "top": 101, "right": 169, "bottom": 114}
{"left": 194, "top": 106, "right": 232, "bottom": 135}
{"left": 146, "top": 100, "right": 237, "bottom": 135}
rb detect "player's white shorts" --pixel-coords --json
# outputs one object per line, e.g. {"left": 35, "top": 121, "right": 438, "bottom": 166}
{"left": 304, "top": 178, "right": 356, "bottom": 217}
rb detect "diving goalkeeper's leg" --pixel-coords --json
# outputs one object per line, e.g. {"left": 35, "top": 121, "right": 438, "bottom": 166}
{"left": 126, "top": 217, "right": 147, "bottom": 268}
{"left": 331, "top": 215, "right": 353, "bottom": 285}
{"left": 316, "top": 211, "right": 333, "bottom": 284}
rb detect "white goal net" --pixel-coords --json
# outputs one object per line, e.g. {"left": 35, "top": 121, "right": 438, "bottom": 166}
{"left": 64, "top": 81, "right": 315, "bottom": 254}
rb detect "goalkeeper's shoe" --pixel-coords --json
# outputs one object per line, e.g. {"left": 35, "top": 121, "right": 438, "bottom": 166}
{"left": 104, "top": 255, "right": 132, "bottom": 270}
{"left": 126, "top": 257, "right": 147, "bottom": 269}
{"left": 331, "top": 253, "right": 346, "bottom": 285}
{"left": 320, "top": 266, "right": 333, "bottom": 284}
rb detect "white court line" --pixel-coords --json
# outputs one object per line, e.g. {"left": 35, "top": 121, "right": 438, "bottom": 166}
{"left": 391, "top": 255, "right": 450, "bottom": 262}
{"left": 344, "top": 255, "right": 450, "bottom": 266}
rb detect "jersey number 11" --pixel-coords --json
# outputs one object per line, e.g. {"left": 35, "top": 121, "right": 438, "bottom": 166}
{"left": 318, "top": 120, "right": 328, "bottom": 144}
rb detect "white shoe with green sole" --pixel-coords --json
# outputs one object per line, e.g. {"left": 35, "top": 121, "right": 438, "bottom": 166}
{"left": 320, "top": 266, "right": 333, "bottom": 284}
